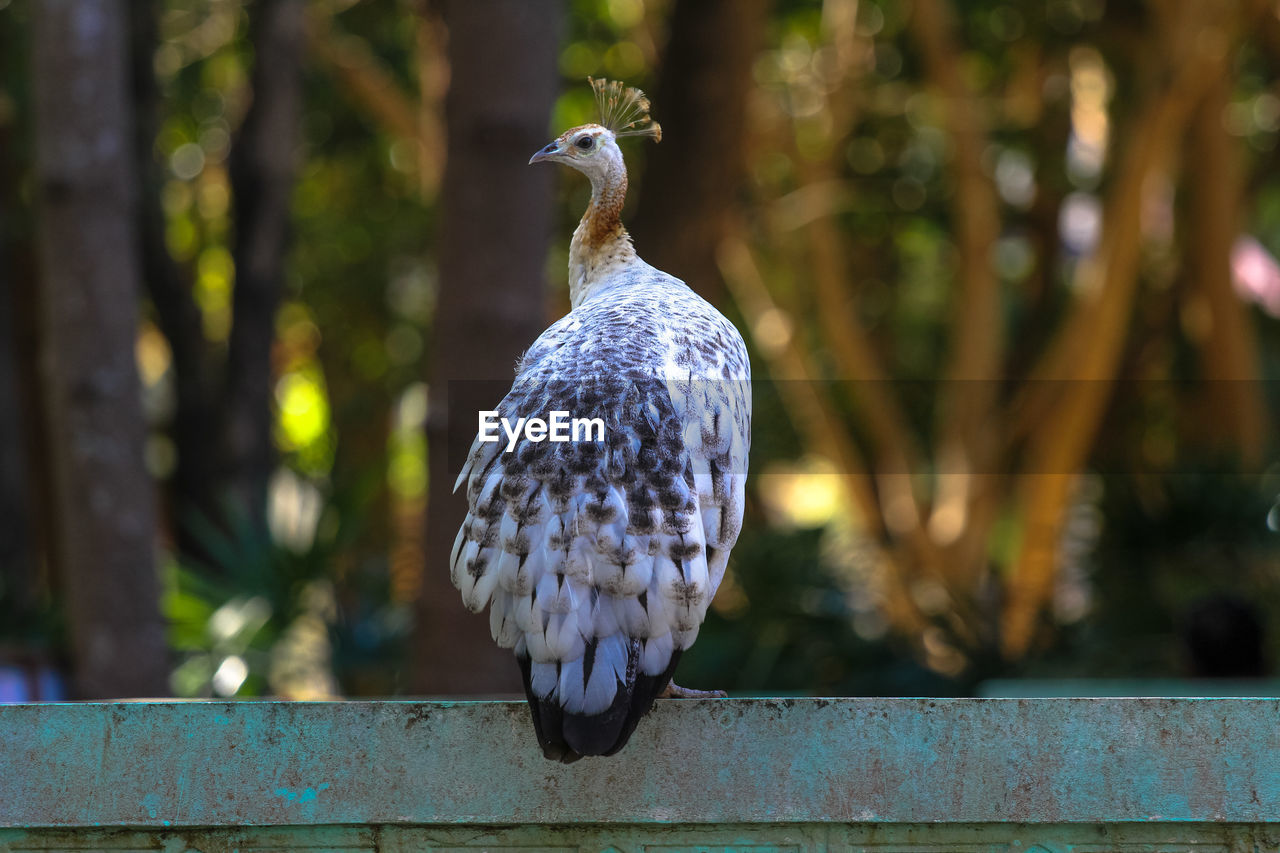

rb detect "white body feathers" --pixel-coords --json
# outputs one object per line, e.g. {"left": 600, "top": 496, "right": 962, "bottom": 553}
{"left": 451, "top": 261, "right": 751, "bottom": 721}
{"left": 456, "top": 94, "right": 749, "bottom": 760}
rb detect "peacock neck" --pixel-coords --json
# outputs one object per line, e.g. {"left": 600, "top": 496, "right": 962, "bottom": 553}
{"left": 568, "top": 163, "right": 637, "bottom": 309}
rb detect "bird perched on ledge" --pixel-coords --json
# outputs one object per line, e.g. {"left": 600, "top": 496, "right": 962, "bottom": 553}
{"left": 451, "top": 79, "right": 751, "bottom": 762}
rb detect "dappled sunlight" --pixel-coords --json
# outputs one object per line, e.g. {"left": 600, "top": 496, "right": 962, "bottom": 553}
{"left": 758, "top": 455, "right": 845, "bottom": 529}
{"left": 194, "top": 246, "right": 234, "bottom": 341}
{"left": 1233, "top": 236, "right": 1280, "bottom": 318}
{"left": 269, "top": 580, "right": 340, "bottom": 700}
{"left": 1066, "top": 45, "right": 1110, "bottom": 185}
{"left": 268, "top": 468, "right": 324, "bottom": 554}
{"left": 170, "top": 593, "right": 270, "bottom": 698}
{"left": 274, "top": 366, "right": 332, "bottom": 474}
{"left": 389, "top": 382, "right": 428, "bottom": 604}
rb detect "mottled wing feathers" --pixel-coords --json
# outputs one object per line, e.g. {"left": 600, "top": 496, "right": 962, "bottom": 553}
{"left": 452, "top": 272, "right": 749, "bottom": 761}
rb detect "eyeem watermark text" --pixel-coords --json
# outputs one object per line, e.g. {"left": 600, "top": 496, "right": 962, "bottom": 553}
{"left": 479, "top": 410, "right": 605, "bottom": 452}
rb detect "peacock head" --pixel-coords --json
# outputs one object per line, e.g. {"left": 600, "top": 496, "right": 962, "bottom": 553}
{"left": 528, "top": 78, "right": 660, "bottom": 181}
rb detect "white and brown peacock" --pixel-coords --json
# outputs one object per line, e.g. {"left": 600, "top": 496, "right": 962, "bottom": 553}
{"left": 450, "top": 78, "right": 751, "bottom": 762}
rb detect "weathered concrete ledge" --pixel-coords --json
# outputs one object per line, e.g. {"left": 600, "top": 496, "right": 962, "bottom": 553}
{"left": 1, "top": 698, "right": 1278, "bottom": 828}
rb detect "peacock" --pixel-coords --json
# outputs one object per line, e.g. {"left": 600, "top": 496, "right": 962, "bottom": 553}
{"left": 450, "top": 78, "right": 751, "bottom": 762}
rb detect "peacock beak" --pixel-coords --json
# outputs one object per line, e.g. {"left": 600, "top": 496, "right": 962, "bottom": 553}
{"left": 528, "top": 141, "right": 562, "bottom": 165}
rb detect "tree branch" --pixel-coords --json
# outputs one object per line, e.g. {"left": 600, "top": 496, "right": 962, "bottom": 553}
{"left": 718, "top": 231, "right": 930, "bottom": 635}
{"left": 306, "top": 6, "right": 444, "bottom": 195}
{"left": 1183, "top": 73, "right": 1266, "bottom": 463}
{"left": 907, "top": 0, "right": 1005, "bottom": 570}
{"left": 1000, "top": 0, "right": 1247, "bottom": 658}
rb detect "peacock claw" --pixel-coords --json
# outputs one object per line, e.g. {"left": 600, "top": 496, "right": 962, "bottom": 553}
{"left": 660, "top": 682, "right": 727, "bottom": 699}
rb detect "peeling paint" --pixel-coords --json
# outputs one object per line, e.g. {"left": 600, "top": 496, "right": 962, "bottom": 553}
{"left": 141, "top": 793, "right": 160, "bottom": 820}
{"left": 273, "top": 784, "right": 330, "bottom": 805}
{"left": 1, "top": 699, "right": 1279, "bottom": 828}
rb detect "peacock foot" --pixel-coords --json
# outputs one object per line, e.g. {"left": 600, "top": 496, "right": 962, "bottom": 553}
{"left": 660, "top": 681, "right": 727, "bottom": 699}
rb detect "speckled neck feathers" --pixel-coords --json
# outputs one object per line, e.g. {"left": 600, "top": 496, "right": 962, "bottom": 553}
{"left": 568, "top": 159, "right": 639, "bottom": 309}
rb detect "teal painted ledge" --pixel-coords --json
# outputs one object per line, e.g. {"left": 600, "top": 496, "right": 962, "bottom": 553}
{"left": 1, "top": 698, "right": 1279, "bottom": 828}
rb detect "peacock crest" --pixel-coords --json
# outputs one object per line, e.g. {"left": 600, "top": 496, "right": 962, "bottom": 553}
{"left": 589, "top": 77, "right": 662, "bottom": 142}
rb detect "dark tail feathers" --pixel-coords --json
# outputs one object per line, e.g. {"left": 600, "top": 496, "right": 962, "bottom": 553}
{"left": 517, "top": 640, "right": 682, "bottom": 763}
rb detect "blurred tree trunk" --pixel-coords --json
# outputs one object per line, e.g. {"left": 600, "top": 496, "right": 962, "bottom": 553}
{"left": 1182, "top": 73, "right": 1266, "bottom": 463}
{"left": 412, "top": 0, "right": 561, "bottom": 695}
{"left": 129, "top": 0, "right": 222, "bottom": 560}
{"left": 30, "top": 0, "right": 168, "bottom": 698}
{"left": 224, "top": 0, "right": 307, "bottom": 532}
{"left": 629, "top": 0, "right": 770, "bottom": 303}
{"left": 0, "top": 8, "right": 40, "bottom": 626}
{"left": 0, "top": 244, "right": 33, "bottom": 621}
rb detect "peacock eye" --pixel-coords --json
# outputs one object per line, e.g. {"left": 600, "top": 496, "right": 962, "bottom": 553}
{"left": 575, "top": 135, "right": 594, "bottom": 150}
